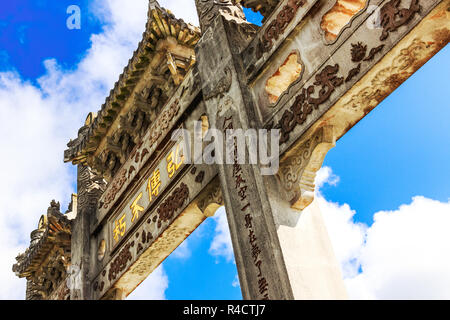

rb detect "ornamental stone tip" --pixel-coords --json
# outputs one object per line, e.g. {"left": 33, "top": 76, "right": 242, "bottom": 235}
{"left": 148, "top": 0, "right": 162, "bottom": 10}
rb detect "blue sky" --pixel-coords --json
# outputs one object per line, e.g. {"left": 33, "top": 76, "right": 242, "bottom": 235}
{"left": 0, "top": 1, "right": 449, "bottom": 300}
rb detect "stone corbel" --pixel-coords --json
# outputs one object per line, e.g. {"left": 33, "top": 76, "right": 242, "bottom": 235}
{"left": 278, "top": 126, "right": 335, "bottom": 211}
{"left": 196, "top": 180, "right": 224, "bottom": 218}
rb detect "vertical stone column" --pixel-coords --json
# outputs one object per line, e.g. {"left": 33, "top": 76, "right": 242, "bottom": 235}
{"left": 195, "top": 1, "right": 294, "bottom": 300}
{"left": 70, "top": 165, "right": 106, "bottom": 300}
{"left": 270, "top": 126, "right": 347, "bottom": 299}
{"left": 195, "top": 0, "right": 347, "bottom": 300}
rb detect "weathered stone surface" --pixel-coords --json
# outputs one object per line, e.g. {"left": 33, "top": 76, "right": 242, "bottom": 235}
{"left": 64, "top": 2, "right": 201, "bottom": 182}
{"left": 196, "top": 12, "right": 296, "bottom": 299}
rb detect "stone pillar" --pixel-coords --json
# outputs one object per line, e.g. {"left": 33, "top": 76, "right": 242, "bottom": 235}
{"left": 269, "top": 126, "right": 347, "bottom": 299}
{"left": 195, "top": 1, "right": 294, "bottom": 300}
{"left": 276, "top": 201, "right": 348, "bottom": 299}
{"left": 195, "top": 0, "right": 347, "bottom": 300}
{"left": 266, "top": 160, "right": 348, "bottom": 299}
{"left": 70, "top": 165, "right": 106, "bottom": 300}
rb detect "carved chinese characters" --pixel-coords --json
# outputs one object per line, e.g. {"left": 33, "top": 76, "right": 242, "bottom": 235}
{"left": 262, "top": 0, "right": 306, "bottom": 52}
{"left": 224, "top": 116, "right": 270, "bottom": 300}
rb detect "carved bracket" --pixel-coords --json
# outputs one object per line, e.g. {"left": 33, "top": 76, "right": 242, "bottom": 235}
{"left": 278, "top": 126, "right": 335, "bottom": 210}
{"left": 195, "top": 0, "right": 248, "bottom": 33}
{"left": 196, "top": 179, "right": 224, "bottom": 217}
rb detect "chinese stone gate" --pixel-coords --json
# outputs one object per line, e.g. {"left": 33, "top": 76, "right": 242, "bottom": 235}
{"left": 13, "top": 0, "right": 449, "bottom": 300}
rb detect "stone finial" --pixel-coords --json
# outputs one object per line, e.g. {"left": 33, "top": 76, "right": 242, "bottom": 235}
{"left": 195, "top": 0, "right": 247, "bottom": 32}
{"left": 278, "top": 126, "right": 336, "bottom": 211}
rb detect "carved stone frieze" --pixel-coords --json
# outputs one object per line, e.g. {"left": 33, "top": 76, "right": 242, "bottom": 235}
{"left": 344, "top": 31, "right": 450, "bottom": 113}
{"left": 261, "top": 0, "right": 306, "bottom": 52}
{"left": 275, "top": 64, "right": 344, "bottom": 144}
{"left": 278, "top": 126, "right": 335, "bottom": 210}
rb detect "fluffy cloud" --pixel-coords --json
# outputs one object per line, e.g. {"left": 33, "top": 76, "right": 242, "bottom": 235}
{"left": 209, "top": 207, "right": 235, "bottom": 263}
{"left": 127, "top": 266, "right": 169, "bottom": 300}
{"left": 0, "top": 0, "right": 199, "bottom": 300}
{"left": 317, "top": 167, "right": 450, "bottom": 300}
{"left": 206, "top": 167, "right": 450, "bottom": 299}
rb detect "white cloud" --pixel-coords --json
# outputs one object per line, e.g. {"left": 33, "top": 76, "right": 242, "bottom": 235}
{"left": 209, "top": 207, "right": 235, "bottom": 263}
{"left": 127, "top": 265, "right": 169, "bottom": 300}
{"left": 316, "top": 167, "right": 450, "bottom": 300}
{"left": 0, "top": 0, "right": 199, "bottom": 300}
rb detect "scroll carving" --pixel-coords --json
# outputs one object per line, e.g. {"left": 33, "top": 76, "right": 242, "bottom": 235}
{"left": 278, "top": 126, "right": 335, "bottom": 210}
{"left": 379, "top": 0, "right": 421, "bottom": 41}
{"left": 204, "top": 67, "right": 233, "bottom": 100}
{"left": 320, "top": 0, "right": 368, "bottom": 42}
{"left": 344, "top": 31, "right": 450, "bottom": 113}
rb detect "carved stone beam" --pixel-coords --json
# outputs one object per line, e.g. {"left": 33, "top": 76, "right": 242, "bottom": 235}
{"left": 195, "top": 0, "right": 248, "bottom": 33}
{"left": 278, "top": 126, "right": 335, "bottom": 211}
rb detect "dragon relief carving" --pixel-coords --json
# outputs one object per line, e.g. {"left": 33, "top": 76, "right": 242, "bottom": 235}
{"left": 278, "top": 126, "right": 335, "bottom": 211}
